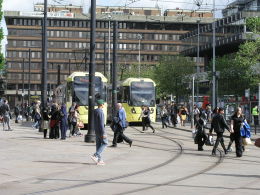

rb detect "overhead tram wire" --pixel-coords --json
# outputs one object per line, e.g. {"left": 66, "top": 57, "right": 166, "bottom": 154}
{"left": 149, "top": 0, "right": 228, "bottom": 7}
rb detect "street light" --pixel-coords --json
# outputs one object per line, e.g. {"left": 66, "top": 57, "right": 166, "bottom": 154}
{"left": 212, "top": 0, "right": 216, "bottom": 108}
{"left": 137, "top": 34, "right": 142, "bottom": 78}
{"left": 196, "top": 18, "right": 201, "bottom": 105}
{"left": 107, "top": 14, "right": 112, "bottom": 81}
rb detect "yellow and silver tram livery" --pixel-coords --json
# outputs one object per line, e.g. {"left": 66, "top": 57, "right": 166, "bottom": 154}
{"left": 55, "top": 72, "right": 108, "bottom": 128}
{"left": 118, "top": 78, "right": 156, "bottom": 123}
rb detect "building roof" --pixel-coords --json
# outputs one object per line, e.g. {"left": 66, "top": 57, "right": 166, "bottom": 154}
{"left": 4, "top": 10, "right": 214, "bottom": 24}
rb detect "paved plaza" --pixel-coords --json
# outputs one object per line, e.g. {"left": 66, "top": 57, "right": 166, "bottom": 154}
{"left": 0, "top": 120, "right": 260, "bottom": 195}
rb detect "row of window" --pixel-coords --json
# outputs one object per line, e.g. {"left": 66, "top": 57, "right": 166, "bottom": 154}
{"left": 9, "top": 40, "right": 182, "bottom": 52}
{"left": 7, "top": 18, "right": 196, "bottom": 31}
{"left": 7, "top": 51, "right": 175, "bottom": 61}
{"left": 6, "top": 62, "right": 87, "bottom": 71}
{"left": 7, "top": 73, "right": 68, "bottom": 82}
{"left": 8, "top": 29, "right": 181, "bottom": 41}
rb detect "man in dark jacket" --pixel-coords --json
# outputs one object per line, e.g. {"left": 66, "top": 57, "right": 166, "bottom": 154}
{"left": 91, "top": 99, "right": 108, "bottom": 166}
{"left": 112, "top": 103, "right": 132, "bottom": 147}
{"left": 209, "top": 107, "right": 230, "bottom": 155}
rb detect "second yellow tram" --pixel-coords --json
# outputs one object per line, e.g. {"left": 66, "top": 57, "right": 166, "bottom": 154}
{"left": 118, "top": 78, "right": 156, "bottom": 123}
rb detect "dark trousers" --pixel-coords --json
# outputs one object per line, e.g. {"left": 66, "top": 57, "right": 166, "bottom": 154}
{"left": 234, "top": 133, "right": 243, "bottom": 157}
{"left": 50, "top": 125, "right": 59, "bottom": 139}
{"left": 197, "top": 130, "right": 207, "bottom": 150}
{"left": 112, "top": 126, "right": 132, "bottom": 146}
{"left": 171, "top": 114, "right": 177, "bottom": 127}
{"left": 15, "top": 114, "right": 19, "bottom": 123}
{"left": 212, "top": 132, "right": 227, "bottom": 153}
{"left": 142, "top": 117, "right": 146, "bottom": 131}
{"left": 161, "top": 116, "right": 168, "bottom": 128}
{"left": 43, "top": 129, "right": 48, "bottom": 138}
{"left": 60, "top": 122, "right": 67, "bottom": 139}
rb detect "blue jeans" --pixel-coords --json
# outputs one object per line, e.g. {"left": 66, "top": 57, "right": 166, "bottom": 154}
{"left": 95, "top": 136, "right": 108, "bottom": 161}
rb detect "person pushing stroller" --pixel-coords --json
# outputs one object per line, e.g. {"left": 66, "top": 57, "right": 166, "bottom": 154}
{"left": 195, "top": 113, "right": 210, "bottom": 151}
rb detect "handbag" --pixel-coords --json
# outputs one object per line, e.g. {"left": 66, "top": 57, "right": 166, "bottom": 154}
{"left": 77, "top": 121, "right": 84, "bottom": 129}
{"left": 205, "top": 135, "right": 214, "bottom": 146}
{"left": 192, "top": 130, "right": 197, "bottom": 138}
{"left": 240, "top": 121, "right": 251, "bottom": 138}
{"left": 243, "top": 137, "right": 252, "bottom": 145}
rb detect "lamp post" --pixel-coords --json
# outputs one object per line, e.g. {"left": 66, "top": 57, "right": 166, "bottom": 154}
{"left": 103, "top": 35, "right": 107, "bottom": 76}
{"left": 196, "top": 18, "right": 201, "bottom": 105}
{"left": 137, "top": 34, "right": 142, "bottom": 78}
{"left": 212, "top": 0, "right": 216, "bottom": 109}
{"left": 107, "top": 14, "right": 111, "bottom": 82}
{"left": 191, "top": 76, "right": 195, "bottom": 129}
{"left": 28, "top": 49, "right": 31, "bottom": 107}
{"left": 41, "top": 0, "right": 48, "bottom": 109}
{"left": 22, "top": 58, "right": 25, "bottom": 113}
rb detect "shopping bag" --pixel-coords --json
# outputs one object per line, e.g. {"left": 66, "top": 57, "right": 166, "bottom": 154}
{"left": 17, "top": 115, "right": 23, "bottom": 121}
{"left": 77, "top": 121, "right": 84, "bottom": 129}
{"left": 192, "top": 130, "right": 197, "bottom": 138}
{"left": 243, "top": 137, "right": 252, "bottom": 145}
{"left": 205, "top": 135, "right": 214, "bottom": 146}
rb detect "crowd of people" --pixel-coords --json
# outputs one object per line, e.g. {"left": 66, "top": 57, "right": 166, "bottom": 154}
{"left": 0, "top": 97, "right": 258, "bottom": 165}
{"left": 0, "top": 100, "right": 83, "bottom": 139}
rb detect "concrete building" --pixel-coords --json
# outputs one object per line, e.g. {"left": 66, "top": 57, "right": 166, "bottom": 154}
{"left": 34, "top": 3, "right": 83, "bottom": 14}
{"left": 164, "top": 9, "right": 213, "bottom": 18}
{"left": 4, "top": 4, "right": 213, "bottom": 106}
{"left": 95, "top": 6, "right": 161, "bottom": 16}
{"left": 222, "top": 0, "right": 260, "bottom": 17}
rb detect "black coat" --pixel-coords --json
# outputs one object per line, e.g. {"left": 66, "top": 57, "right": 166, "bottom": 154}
{"left": 210, "top": 113, "right": 229, "bottom": 133}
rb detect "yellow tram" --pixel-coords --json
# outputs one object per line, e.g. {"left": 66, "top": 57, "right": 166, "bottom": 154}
{"left": 118, "top": 78, "right": 156, "bottom": 123}
{"left": 54, "top": 72, "right": 108, "bottom": 128}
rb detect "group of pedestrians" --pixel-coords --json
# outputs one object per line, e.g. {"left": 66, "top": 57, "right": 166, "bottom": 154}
{"left": 195, "top": 105, "right": 250, "bottom": 158}
{"left": 159, "top": 102, "right": 190, "bottom": 129}
{"left": 29, "top": 101, "right": 82, "bottom": 140}
{"left": 92, "top": 102, "right": 133, "bottom": 166}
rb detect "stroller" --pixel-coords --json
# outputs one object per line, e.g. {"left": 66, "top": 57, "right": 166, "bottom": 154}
{"left": 194, "top": 113, "right": 213, "bottom": 151}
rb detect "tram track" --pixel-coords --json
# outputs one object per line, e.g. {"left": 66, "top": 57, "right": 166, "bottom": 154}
{"left": 1, "top": 123, "right": 224, "bottom": 195}
{"left": 18, "top": 126, "right": 183, "bottom": 195}
{"left": 113, "top": 126, "right": 224, "bottom": 195}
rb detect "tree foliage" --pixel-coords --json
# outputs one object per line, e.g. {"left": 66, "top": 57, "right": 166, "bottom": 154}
{"left": 153, "top": 55, "right": 195, "bottom": 100}
{"left": 0, "top": 0, "right": 5, "bottom": 71}
{"left": 212, "top": 17, "right": 260, "bottom": 96}
{"left": 119, "top": 63, "right": 154, "bottom": 81}
{"left": 246, "top": 17, "right": 260, "bottom": 33}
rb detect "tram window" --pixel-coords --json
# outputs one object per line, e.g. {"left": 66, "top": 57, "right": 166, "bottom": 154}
{"left": 123, "top": 87, "right": 129, "bottom": 103}
{"left": 130, "top": 82, "right": 155, "bottom": 106}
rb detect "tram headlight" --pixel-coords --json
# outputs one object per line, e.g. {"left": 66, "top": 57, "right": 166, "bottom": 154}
{"left": 131, "top": 107, "right": 136, "bottom": 114}
{"left": 150, "top": 108, "right": 154, "bottom": 114}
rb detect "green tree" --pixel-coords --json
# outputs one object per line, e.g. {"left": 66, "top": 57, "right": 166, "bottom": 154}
{"left": 119, "top": 63, "right": 154, "bottom": 81}
{"left": 0, "top": 0, "right": 5, "bottom": 71}
{"left": 213, "top": 54, "right": 252, "bottom": 96}
{"left": 211, "top": 17, "right": 260, "bottom": 96}
{"left": 153, "top": 55, "right": 195, "bottom": 101}
{"left": 246, "top": 17, "right": 260, "bottom": 33}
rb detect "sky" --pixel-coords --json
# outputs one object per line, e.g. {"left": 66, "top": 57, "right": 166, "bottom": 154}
{"left": 3, "top": 0, "right": 235, "bottom": 18}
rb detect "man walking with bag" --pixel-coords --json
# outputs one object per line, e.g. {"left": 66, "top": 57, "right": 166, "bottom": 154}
{"left": 91, "top": 99, "right": 108, "bottom": 165}
{"left": 209, "top": 107, "right": 230, "bottom": 156}
{"left": 111, "top": 103, "right": 133, "bottom": 147}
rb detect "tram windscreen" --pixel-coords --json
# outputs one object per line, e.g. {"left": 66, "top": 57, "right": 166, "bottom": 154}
{"left": 130, "top": 81, "right": 155, "bottom": 106}
{"left": 73, "top": 76, "right": 105, "bottom": 106}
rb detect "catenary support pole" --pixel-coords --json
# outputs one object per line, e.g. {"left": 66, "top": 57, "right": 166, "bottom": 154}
{"left": 85, "top": 0, "right": 96, "bottom": 143}
{"left": 112, "top": 21, "right": 118, "bottom": 118}
{"left": 212, "top": 0, "right": 216, "bottom": 109}
{"left": 41, "top": 0, "right": 48, "bottom": 109}
{"left": 28, "top": 49, "right": 31, "bottom": 106}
